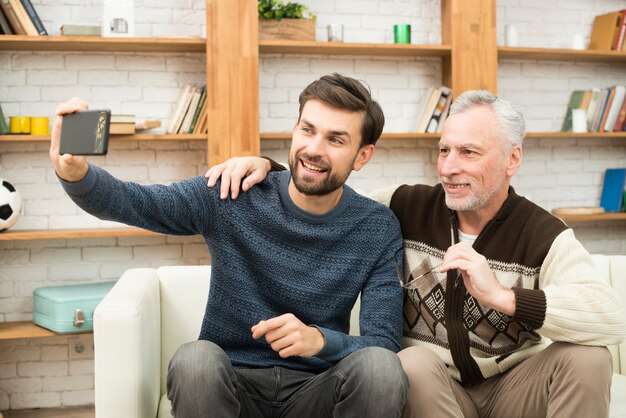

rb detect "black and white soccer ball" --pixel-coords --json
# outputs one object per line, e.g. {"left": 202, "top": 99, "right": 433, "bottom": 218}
{"left": 0, "top": 179, "right": 22, "bottom": 232}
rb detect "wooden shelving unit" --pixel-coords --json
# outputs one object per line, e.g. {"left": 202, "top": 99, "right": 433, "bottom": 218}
{"left": 259, "top": 39, "right": 451, "bottom": 57}
{"left": 0, "top": 35, "right": 205, "bottom": 53}
{"left": 499, "top": 46, "right": 626, "bottom": 63}
{"left": 0, "top": 321, "right": 92, "bottom": 340}
{"left": 0, "top": 227, "right": 162, "bottom": 241}
{"left": 0, "top": 134, "right": 207, "bottom": 143}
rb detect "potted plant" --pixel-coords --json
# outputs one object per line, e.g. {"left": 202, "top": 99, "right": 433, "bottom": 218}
{"left": 258, "top": 0, "right": 316, "bottom": 41}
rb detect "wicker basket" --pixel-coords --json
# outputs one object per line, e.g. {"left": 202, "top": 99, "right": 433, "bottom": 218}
{"left": 259, "top": 18, "right": 315, "bottom": 41}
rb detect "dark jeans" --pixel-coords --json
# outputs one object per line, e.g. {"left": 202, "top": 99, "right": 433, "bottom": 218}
{"left": 167, "top": 340, "right": 408, "bottom": 418}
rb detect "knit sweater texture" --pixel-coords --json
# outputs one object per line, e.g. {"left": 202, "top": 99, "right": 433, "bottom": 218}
{"left": 61, "top": 166, "right": 404, "bottom": 373}
{"left": 370, "top": 183, "right": 625, "bottom": 384}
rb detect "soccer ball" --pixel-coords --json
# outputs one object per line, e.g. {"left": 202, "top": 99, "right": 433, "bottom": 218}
{"left": 0, "top": 179, "right": 22, "bottom": 232}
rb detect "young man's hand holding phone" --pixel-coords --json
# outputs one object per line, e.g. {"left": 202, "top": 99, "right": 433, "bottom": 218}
{"left": 50, "top": 98, "right": 111, "bottom": 182}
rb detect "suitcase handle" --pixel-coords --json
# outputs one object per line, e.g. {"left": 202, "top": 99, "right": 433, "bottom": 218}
{"left": 73, "top": 308, "right": 85, "bottom": 327}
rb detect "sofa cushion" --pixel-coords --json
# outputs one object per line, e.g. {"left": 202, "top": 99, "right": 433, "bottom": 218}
{"left": 610, "top": 373, "right": 626, "bottom": 418}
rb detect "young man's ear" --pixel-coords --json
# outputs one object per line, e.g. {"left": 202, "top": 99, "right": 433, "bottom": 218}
{"left": 353, "top": 144, "right": 375, "bottom": 171}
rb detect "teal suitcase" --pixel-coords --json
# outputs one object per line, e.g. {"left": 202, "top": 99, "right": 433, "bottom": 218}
{"left": 33, "top": 281, "right": 116, "bottom": 334}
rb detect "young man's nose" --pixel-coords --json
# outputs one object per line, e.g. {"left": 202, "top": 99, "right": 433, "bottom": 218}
{"left": 305, "top": 135, "right": 326, "bottom": 156}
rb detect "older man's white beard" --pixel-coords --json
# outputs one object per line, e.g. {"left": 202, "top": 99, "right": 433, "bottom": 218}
{"left": 442, "top": 176, "right": 505, "bottom": 212}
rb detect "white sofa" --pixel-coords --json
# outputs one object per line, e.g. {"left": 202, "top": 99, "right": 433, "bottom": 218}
{"left": 94, "top": 255, "right": 626, "bottom": 418}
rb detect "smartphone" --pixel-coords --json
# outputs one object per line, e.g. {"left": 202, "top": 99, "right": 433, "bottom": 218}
{"left": 60, "top": 109, "right": 111, "bottom": 155}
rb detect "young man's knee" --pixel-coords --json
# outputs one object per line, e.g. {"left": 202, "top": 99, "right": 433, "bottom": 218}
{"left": 169, "top": 340, "right": 230, "bottom": 378}
{"left": 347, "top": 347, "right": 408, "bottom": 392}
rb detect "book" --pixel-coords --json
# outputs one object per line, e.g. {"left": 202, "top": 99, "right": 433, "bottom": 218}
{"left": 585, "top": 88, "right": 601, "bottom": 131}
{"left": 599, "top": 168, "right": 626, "bottom": 212}
{"left": 603, "top": 85, "right": 626, "bottom": 132}
{"left": 591, "top": 88, "right": 609, "bottom": 132}
{"left": 0, "top": 104, "right": 9, "bottom": 134}
{"left": 60, "top": 24, "right": 101, "bottom": 36}
{"left": 0, "top": 7, "right": 14, "bottom": 34}
{"left": 189, "top": 86, "right": 207, "bottom": 133}
{"left": 0, "top": 0, "right": 25, "bottom": 34}
{"left": 578, "top": 89, "right": 592, "bottom": 111}
{"left": 19, "top": 0, "right": 46, "bottom": 35}
{"left": 110, "top": 114, "right": 135, "bottom": 124}
{"left": 560, "top": 90, "right": 585, "bottom": 132}
{"left": 589, "top": 10, "right": 624, "bottom": 51}
{"left": 109, "top": 123, "right": 135, "bottom": 135}
{"left": 179, "top": 86, "right": 202, "bottom": 134}
{"left": 436, "top": 92, "right": 452, "bottom": 133}
{"left": 426, "top": 86, "right": 451, "bottom": 133}
{"left": 167, "top": 84, "right": 194, "bottom": 134}
{"left": 416, "top": 87, "right": 441, "bottom": 133}
{"left": 615, "top": 10, "right": 626, "bottom": 50}
{"left": 613, "top": 93, "right": 626, "bottom": 131}
{"left": 192, "top": 96, "right": 208, "bottom": 134}
{"left": 7, "top": 0, "right": 37, "bottom": 35}
{"left": 135, "top": 120, "right": 161, "bottom": 130}
{"left": 598, "top": 87, "right": 616, "bottom": 132}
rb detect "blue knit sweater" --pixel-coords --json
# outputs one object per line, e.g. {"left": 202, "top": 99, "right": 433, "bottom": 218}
{"left": 61, "top": 166, "right": 403, "bottom": 372}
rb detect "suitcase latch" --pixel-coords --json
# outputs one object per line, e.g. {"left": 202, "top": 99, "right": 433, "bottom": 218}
{"left": 73, "top": 308, "right": 85, "bottom": 328}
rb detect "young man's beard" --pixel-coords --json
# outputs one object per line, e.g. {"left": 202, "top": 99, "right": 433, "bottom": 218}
{"left": 288, "top": 152, "right": 351, "bottom": 196}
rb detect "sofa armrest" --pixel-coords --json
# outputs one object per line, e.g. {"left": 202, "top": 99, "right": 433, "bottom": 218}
{"left": 94, "top": 268, "right": 162, "bottom": 418}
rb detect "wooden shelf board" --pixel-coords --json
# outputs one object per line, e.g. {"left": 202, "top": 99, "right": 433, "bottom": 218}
{"left": 0, "top": 227, "right": 162, "bottom": 241}
{"left": 0, "top": 134, "right": 206, "bottom": 143}
{"left": 260, "top": 132, "right": 441, "bottom": 140}
{"left": 261, "top": 132, "right": 626, "bottom": 141}
{"left": 0, "top": 321, "right": 61, "bottom": 340}
{"left": 0, "top": 35, "right": 205, "bottom": 53}
{"left": 557, "top": 213, "right": 626, "bottom": 223}
{"left": 499, "top": 46, "right": 626, "bottom": 63}
{"left": 259, "top": 40, "right": 451, "bottom": 57}
{"left": 525, "top": 132, "right": 626, "bottom": 139}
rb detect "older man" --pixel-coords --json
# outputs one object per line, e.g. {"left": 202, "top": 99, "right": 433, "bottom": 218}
{"left": 206, "top": 90, "right": 625, "bottom": 418}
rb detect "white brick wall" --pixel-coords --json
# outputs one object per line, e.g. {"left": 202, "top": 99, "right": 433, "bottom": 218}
{"left": 0, "top": 0, "right": 625, "bottom": 411}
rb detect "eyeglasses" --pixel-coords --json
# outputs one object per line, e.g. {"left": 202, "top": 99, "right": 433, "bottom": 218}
{"left": 397, "top": 221, "right": 459, "bottom": 290}
{"left": 398, "top": 262, "right": 443, "bottom": 290}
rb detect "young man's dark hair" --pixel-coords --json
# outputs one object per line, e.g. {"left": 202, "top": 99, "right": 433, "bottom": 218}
{"left": 298, "top": 73, "right": 385, "bottom": 147}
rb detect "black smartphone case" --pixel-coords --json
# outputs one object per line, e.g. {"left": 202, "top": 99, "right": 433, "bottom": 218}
{"left": 60, "top": 109, "right": 111, "bottom": 155}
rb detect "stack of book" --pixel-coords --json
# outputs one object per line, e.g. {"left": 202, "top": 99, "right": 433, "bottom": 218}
{"left": 589, "top": 10, "right": 626, "bottom": 52}
{"left": 168, "top": 84, "right": 208, "bottom": 135}
{"left": 0, "top": 0, "right": 47, "bottom": 35}
{"left": 560, "top": 86, "right": 626, "bottom": 133}
{"left": 416, "top": 86, "right": 452, "bottom": 134}
{"left": 110, "top": 115, "right": 136, "bottom": 135}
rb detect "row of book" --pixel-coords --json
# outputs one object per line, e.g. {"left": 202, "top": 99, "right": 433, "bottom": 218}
{"left": 416, "top": 86, "right": 452, "bottom": 134}
{"left": 561, "top": 86, "right": 626, "bottom": 133}
{"left": 0, "top": 0, "right": 47, "bottom": 35}
{"left": 589, "top": 9, "right": 626, "bottom": 51}
{"left": 168, "top": 84, "right": 208, "bottom": 135}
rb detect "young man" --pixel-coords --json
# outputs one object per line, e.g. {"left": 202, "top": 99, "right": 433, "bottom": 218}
{"left": 206, "top": 90, "right": 625, "bottom": 418}
{"left": 50, "top": 74, "right": 408, "bottom": 418}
